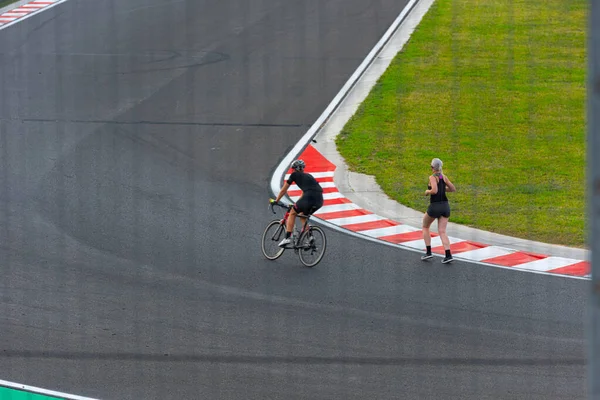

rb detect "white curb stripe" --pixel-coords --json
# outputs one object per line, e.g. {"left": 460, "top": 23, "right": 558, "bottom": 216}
{"left": 359, "top": 224, "right": 420, "bottom": 238}
{"left": 401, "top": 236, "right": 465, "bottom": 250}
{"left": 325, "top": 213, "right": 386, "bottom": 226}
{"left": 513, "top": 256, "right": 584, "bottom": 272}
{"left": 322, "top": 192, "right": 345, "bottom": 200}
{"left": 314, "top": 203, "right": 362, "bottom": 214}
{"left": 289, "top": 182, "right": 336, "bottom": 191}
{"left": 455, "top": 246, "right": 514, "bottom": 262}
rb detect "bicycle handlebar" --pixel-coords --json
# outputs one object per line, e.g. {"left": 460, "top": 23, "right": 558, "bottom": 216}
{"left": 269, "top": 201, "right": 312, "bottom": 221}
{"left": 269, "top": 201, "right": 290, "bottom": 214}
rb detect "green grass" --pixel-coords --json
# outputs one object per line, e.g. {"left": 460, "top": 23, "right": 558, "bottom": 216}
{"left": 336, "top": 0, "right": 587, "bottom": 247}
{"left": 0, "top": 0, "right": 19, "bottom": 9}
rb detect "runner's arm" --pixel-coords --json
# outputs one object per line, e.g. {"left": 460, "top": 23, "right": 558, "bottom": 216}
{"left": 425, "top": 175, "right": 438, "bottom": 196}
{"left": 444, "top": 176, "right": 457, "bottom": 192}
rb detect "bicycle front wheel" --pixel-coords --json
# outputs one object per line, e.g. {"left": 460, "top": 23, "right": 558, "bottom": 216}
{"left": 261, "top": 220, "right": 286, "bottom": 260}
{"left": 298, "top": 226, "right": 326, "bottom": 267}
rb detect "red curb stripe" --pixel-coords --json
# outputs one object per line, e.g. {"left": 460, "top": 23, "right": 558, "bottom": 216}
{"left": 287, "top": 145, "right": 336, "bottom": 173}
{"left": 316, "top": 176, "right": 334, "bottom": 183}
{"left": 316, "top": 209, "right": 372, "bottom": 220}
{"left": 481, "top": 251, "right": 548, "bottom": 267}
{"left": 547, "top": 261, "right": 590, "bottom": 277}
{"left": 321, "top": 198, "right": 352, "bottom": 206}
{"left": 380, "top": 230, "right": 435, "bottom": 243}
{"left": 431, "top": 241, "right": 488, "bottom": 255}
{"left": 343, "top": 219, "right": 400, "bottom": 232}
{"left": 284, "top": 175, "right": 334, "bottom": 183}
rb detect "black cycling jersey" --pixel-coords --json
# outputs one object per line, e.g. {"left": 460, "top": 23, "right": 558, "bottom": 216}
{"left": 429, "top": 174, "right": 448, "bottom": 203}
{"left": 287, "top": 171, "right": 323, "bottom": 193}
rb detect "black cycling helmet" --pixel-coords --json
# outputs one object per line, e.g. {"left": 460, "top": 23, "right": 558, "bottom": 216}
{"left": 291, "top": 159, "right": 305, "bottom": 171}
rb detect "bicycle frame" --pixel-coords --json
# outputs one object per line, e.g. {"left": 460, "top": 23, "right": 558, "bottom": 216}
{"left": 276, "top": 204, "right": 312, "bottom": 236}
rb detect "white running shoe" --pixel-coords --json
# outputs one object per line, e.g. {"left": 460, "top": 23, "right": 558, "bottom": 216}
{"left": 278, "top": 237, "right": 292, "bottom": 247}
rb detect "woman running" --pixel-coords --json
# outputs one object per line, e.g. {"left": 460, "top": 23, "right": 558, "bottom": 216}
{"left": 421, "top": 158, "right": 456, "bottom": 263}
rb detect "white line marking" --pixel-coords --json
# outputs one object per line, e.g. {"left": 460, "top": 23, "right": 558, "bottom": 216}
{"left": 325, "top": 213, "right": 386, "bottom": 226}
{"left": 359, "top": 224, "right": 420, "bottom": 238}
{"left": 0, "top": 379, "right": 98, "bottom": 400}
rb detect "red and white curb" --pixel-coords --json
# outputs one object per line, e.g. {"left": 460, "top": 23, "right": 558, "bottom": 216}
{"left": 283, "top": 145, "right": 590, "bottom": 279}
{"left": 0, "top": 0, "right": 65, "bottom": 28}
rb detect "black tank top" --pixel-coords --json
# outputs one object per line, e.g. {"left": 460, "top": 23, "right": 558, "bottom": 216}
{"left": 429, "top": 174, "right": 448, "bottom": 203}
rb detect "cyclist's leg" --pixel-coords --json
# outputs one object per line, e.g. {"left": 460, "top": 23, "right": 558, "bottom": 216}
{"left": 293, "top": 195, "right": 314, "bottom": 233}
{"left": 286, "top": 195, "right": 310, "bottom": 233}
{"left": 300, "top": 195, "right": 321, "bottom": 232}
{"left": 278, "top": 199, "right": 303, "bottom": 246}
{"left": 286, "top": 205, "right": 298, "bottom": 234}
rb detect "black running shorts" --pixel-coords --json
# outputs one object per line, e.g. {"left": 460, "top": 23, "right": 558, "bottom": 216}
{"left": 427, "top": 201, "right": 451, "bottom": 219}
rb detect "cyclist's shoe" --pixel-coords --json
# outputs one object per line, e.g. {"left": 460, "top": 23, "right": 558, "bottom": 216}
{"left": 278, "top": 237, "right": 292, "bottom": 247}
{"left": 421, "top": 252, "right": 433, "bottom": 260}
{"left": 442, "top": 255, "right": 454, "bottom": 264}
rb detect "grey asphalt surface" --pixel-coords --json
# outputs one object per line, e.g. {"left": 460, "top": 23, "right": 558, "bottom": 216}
{"left": 0, "top": 0, "right": 587, "bottom": 399}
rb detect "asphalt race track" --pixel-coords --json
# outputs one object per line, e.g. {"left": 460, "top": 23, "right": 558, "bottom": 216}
{"left": 0, "top": 1, "right": 587, "bottom": 399}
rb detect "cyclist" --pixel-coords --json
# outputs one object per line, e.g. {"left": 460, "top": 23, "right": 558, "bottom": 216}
{"left": 270, "top": 159, "right": 323, "bottom": 247}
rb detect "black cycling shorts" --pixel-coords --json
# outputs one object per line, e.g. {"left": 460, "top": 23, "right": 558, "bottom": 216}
{"left": 294, "top": 191, "right": 323, "bottom": 215}
{"left": 427, "top": 201, "right": 451, "bottom": 219}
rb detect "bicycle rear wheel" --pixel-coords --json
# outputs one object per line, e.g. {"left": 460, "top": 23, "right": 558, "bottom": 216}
{"left": 261, "top": 220, "right": 286, "bottom": 260}
{"left": 298, "top": 226, "right": 326, "bottom": 267}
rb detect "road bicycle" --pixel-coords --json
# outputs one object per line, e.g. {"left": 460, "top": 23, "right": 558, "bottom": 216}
{"left": 261, "top": 201, "right": 327, "bottom": 267}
